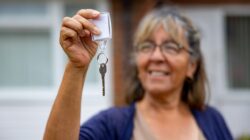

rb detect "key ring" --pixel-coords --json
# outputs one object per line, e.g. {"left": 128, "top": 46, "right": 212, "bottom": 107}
{"left": 97, "top": 52, "right": 108, "bottom": 64}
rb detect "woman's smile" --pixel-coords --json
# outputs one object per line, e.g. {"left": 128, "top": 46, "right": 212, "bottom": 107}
{"left": 147, "top": 66, "right": 171, "bottom": 80}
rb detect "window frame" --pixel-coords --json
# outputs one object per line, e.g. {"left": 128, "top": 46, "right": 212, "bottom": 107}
{"left": 219, "top": 6, "right": 250, "bottom": 102}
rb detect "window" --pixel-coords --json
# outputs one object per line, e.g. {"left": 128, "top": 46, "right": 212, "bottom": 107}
{"left": 0, "top": 3, "right": 52, "bottom": 89}
{"left": 0, "top": 2, "right": 112, "bottom": 100}
{"left": 0, "top": 30, "right": 52, "bottom": 87}
{"left": 226, "top": 16, "right": 250, "bottom": 89}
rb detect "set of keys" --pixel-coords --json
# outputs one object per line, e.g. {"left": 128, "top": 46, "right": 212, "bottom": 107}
{"left": 97, "top": 49, "right": 108, "bottom": 96}
{"left": 91, "top": 12, "right": 112, "bottom": 96}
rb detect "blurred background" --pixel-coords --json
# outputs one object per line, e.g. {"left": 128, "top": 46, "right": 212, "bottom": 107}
{"left": 0, "top": 0, "right": 249, "bottom": 139}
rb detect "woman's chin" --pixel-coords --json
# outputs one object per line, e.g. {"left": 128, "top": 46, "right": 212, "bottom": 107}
{"left": 146, "top": 87, "right": 172, "bottom": 96}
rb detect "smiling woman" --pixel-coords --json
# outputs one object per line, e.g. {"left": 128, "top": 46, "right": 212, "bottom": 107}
{"left": 44, "top": 5, "right": 233, "bottom": 140}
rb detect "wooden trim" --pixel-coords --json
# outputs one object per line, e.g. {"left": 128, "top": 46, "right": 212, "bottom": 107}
{"left": 111, "top": 0, "right": 126, "bottom": 106}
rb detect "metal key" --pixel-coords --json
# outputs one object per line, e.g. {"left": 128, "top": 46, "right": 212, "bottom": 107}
{"left": 99, "top": 63, "right": 107, "bottom": 96}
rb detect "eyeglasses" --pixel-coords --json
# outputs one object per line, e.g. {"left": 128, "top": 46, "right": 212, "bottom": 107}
{"left": 136, "top": 41, "right": 193, "bottom": 55}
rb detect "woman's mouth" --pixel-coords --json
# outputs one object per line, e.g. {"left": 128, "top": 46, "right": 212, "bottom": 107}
{"left": 149, "top": 70, "right": 170, "bottom": 76}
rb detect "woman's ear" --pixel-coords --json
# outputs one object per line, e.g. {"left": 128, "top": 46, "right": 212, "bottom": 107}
{"left": 187, "top": 60, "right": 197, "bottom": 79}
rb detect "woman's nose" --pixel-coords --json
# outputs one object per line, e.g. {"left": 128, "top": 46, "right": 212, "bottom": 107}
{"left": 149, "top": 46, "right": 166, "bottom": 61}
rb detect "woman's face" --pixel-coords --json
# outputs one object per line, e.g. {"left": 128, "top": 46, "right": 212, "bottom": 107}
{"left": 136, "top": 25, "right": 196, "bottom": 96}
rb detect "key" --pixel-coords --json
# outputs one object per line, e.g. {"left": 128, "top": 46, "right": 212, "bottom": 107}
{"left": 99, "top": 63, "right": 107, "bottom": 96}
{"left": 97, "top": 52, "right": 108, "bottom": 96}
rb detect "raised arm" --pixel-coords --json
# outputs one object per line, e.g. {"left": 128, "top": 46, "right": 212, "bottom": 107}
{"left": 43, "top": 9, "right": 101, "bottom": 140}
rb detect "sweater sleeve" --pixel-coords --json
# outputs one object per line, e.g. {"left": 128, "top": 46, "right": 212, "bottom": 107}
{"left": 79, "top": 109, "right": 115, "bottom": 140}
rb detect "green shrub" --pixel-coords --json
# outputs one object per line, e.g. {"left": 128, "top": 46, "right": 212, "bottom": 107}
{"left": 237, "top": 134, "right": 250, "bottom": 140}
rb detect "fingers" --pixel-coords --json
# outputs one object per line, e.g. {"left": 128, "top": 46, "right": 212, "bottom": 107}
{"left": 62, "top": 17, "right": 85, "bottom": 37}
{"left": 77, "top": 9, "right": 100, "bottom": 19}
{"left": 75, "top": 9, "right": 101, "bottom": 35}
{"left": 61, "top": 9, "right": 101, "bottom": 39}
{"left": 60, "top": 26, "right": 77, "bottom": 41}
{"left": 73, "top": 15, "right": 100, "bottom": 35}
{"left": 60, "top": 9, "right": 101, "bottom": 49}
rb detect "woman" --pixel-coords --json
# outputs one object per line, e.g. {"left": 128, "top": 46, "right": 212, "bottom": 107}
{"left": 44, "top": 7, "right": 233, "bottom": 140}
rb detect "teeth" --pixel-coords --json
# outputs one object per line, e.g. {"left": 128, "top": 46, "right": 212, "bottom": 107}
{"left": 150, "top": 71, "right": 166, "bottom": 76}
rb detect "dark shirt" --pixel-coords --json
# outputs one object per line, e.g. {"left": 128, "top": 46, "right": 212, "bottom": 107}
{"left": 79, "top": 103, "right": 233, "bottom": 140}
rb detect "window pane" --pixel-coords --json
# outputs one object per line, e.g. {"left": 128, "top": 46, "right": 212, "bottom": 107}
{"left": 226, "top": 16, "right": 250, "bottom": 88}
{"left": 0, "top": 3, "right": 46, "bottom": 18}
{"left": 0, "top": 30, "right": 52, "bottom": 87}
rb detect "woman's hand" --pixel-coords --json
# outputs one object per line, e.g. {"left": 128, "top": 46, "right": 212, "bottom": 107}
{"left": 60, "top": 9, "right": 101, "bottom": 69}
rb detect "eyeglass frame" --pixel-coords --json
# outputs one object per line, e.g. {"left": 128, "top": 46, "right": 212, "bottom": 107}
{"left": 136, "top": 40, "right": 193, "bottom": 56}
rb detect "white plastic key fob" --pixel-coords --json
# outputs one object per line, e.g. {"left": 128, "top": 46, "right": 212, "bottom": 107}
{"left": 91, "top": 12, "right": 112, "bottom": 41}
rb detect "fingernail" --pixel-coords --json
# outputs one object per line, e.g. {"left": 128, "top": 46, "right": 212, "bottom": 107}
{"left": 93, "top": 27, "right": 101, "bottom": 34}
{"left": 92, "top": 11, "right": 100, "bottom": 16}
